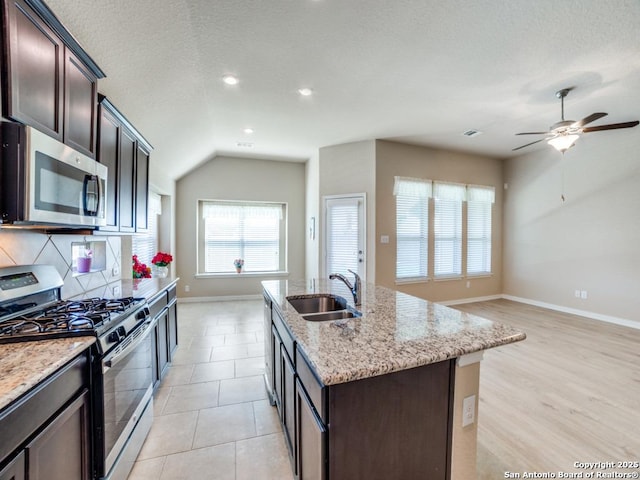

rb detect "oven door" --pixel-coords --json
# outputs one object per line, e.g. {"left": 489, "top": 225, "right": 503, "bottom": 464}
{"left": 100, "top": 315, "right": 156, "bottom": 479}
{"left": 27, "top": 126, "right": 107, "bottom": 227}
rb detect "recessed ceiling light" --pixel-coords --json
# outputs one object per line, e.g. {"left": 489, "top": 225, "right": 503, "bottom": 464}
{"left": 298, "top": 87, "right": 313, "bottom": 96}
{"left": 222, "top": 74, "right": 239, "bottom": 85}
{"left": 243, "top": 128, "right": 254, "bottom": 135}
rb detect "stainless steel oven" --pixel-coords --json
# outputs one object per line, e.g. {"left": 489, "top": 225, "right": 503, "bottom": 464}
{"left": 0, "top": 121, "right": 107, "bottom": 227}
{"left": 95, "top": 314, "right": 156, "bottom": 480}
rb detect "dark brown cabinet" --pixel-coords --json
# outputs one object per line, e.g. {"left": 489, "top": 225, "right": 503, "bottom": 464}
{"left": 148, "top": 285, "right": 178, "bottom": 389}
{"left": 97, "top": 106, "right": 121, "bottom": 229}
{"left": 167, "top": 291, "right": 178, "bottom": 358}
{"left": 97, "top": 96, "right": 153, "bottom": 233}
{"left": 2, "top": 0, "right": 103, "bottom": 158}
{"left": 0, "top": 351, "right": 91, "bottom": 480}
{"left": 26, "top": 391, "right": 90, "bottom": 480}
{"left": 135, "top": 145, "right": 150, "bottom": 232}
{"left": 63, "top": 49, "right": 97, "bottom": 157}
{"left": 118, "top": 128, "right": 137, "bottom": 232}
{"left": 296, "top": 379, "right": 326, "bottom": 480}
{"left": 282, "top": 345, "right": 296, "bottom": 456}
{"left": 0, "top": 451, "right": 24, "bottom": 480}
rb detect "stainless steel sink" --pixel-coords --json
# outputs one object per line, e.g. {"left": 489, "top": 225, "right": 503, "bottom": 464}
{"left": 286, "top": 294, "right": 348, "bottom": 314}
{"left": 302, "top": 309, "right": 361, "bottom": 322}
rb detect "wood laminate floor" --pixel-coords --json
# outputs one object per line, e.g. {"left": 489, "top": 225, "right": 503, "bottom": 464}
{"left": 453, "top": 299, "right": 640, "bottom": 479}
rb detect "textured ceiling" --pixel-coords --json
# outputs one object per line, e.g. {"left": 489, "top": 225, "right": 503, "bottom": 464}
{"left": 44, "top": 0, "right": 640, "bottom": 189}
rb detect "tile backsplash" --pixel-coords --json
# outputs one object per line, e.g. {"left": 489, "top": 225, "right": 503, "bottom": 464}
{"left": 0, "top": 230, "right": 122, "bottom": 299}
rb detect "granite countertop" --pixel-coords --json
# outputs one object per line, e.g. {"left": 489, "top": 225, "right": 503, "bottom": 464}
{"left": 263, "top": 279, "right": 526, "bottom": 386}
{"left": 0, "top": 336, "right": 96, "bottom": 411}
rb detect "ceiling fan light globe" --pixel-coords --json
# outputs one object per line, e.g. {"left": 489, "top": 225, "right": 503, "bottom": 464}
{"left": 548, "top": 134, "right": 579, "bottom": 152}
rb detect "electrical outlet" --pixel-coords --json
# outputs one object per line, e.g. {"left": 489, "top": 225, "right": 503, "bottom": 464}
{"left": 462, "top": 395, "right": 476, "bottom": 427}
{"left": 574, "top": 289, "right": 581, "bottom": 298}
{"left": 580, "top": 290, "right": 588, "bottom": 299}
{"left": 380, "top": 235, "right": 389, "bottom": 244}
{"left": 466, "top": 280, "right": 471, "bottom": 288}
{"left": 112, "top": 285, "right": 121, "bottom": 297}
{"left": 185, "top": 285, "right": 190, "bottom": 293}
{"left": 112, "top": 265, "right": 120, "bottom": 277}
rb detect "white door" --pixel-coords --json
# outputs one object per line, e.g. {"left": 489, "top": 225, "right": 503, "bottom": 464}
{"left": 323, "top": 195, "right": 365, "bottom": 279}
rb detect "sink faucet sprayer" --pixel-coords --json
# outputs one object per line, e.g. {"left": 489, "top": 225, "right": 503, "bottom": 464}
{"left": 329, "top": 269, "right": 361, "bottom": 306}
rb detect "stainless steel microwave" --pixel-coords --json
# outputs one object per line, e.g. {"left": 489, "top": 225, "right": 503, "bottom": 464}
{"left": 0, "top": 122, "right": 107, "bottom": 228}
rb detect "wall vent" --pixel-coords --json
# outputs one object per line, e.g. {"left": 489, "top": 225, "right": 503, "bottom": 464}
{"left": 462, "top": 129, "right": 482, "bottom": 137}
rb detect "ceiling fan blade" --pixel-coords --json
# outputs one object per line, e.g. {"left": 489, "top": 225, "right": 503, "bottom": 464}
{"left": 512, "top": 138, "right": 547, "bottom": 151}
{"left": 515, "top": 131, "right": 550, "bottom": 135}
{"left": 582, "top": 120, "right": 639, "bottom": 132}
{"left": 571, "top": 112, "right": 607, "bottom": 129}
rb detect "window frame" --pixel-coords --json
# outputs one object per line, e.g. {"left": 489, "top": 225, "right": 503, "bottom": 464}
{"left": 197, "top": 199, "right": 288, "bottom": 276}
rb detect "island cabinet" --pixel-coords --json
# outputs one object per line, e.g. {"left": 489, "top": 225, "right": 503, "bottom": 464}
{"left": 1, "top": 0, "right": 104, "bottom": 158}
{"left": 0, "top": 350, "right": 91, "bottom": 480}
{"left": 266, "top": 299, "right": 453, "bottom": 480}
{"left": 97, "top": 95, "right": 153, "bottom": 233}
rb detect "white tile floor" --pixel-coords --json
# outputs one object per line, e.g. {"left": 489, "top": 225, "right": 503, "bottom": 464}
{"left": 128, "top": 300, "right": 295, "bottom": 480}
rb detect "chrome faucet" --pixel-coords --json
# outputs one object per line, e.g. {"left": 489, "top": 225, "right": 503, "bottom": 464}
{"left": 329, "top": 269, "right": 362, "bottom": 306}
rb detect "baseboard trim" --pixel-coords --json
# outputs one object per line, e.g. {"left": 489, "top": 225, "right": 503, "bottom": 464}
{"left": 178, "top": 294, "right": 263, "bottom": 303}
{"left": 439, "top": 294, "right": 503, "bottom": 306}
{"left": 501, "top": 295, "right": 640, "bottom": 331}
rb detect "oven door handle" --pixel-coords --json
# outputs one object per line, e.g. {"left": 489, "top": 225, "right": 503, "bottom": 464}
{"left": 103, "top": 316, "right": 157, "bottom": 373}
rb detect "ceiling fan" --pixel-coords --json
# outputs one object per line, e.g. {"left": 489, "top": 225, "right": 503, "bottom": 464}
{"left": 512, "top": 87, "right": 639, "bottom": 153}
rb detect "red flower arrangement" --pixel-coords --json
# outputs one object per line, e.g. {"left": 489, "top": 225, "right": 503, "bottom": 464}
{"left": 151, "top": 252, "right": 173, "bottom": 267}
{"left": 132, "top": 255, "right": 151, "bottom": 278}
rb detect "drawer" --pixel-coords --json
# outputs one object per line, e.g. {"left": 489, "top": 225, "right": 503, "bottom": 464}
{"left": 167, "top": 285, "right": 177, "bottom": 303}
{"left": 296, "top": 346, "right": 327, "bottom": 423}
{"left": 148, "top": 292, "right": 167, "bottom": 319}
{"left": 272, "top": 308, "right": 294, "bottom": 360}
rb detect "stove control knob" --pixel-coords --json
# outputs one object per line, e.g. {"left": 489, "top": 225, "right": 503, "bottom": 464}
{"left": 117, "top": 326, "right": 126, "bottom": 338}
{"left": 107, "top": 331, "right": 121, "bottom": 343}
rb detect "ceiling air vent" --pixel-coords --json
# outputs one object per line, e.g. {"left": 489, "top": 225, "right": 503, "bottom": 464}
{"left": 462, "top": 129, "right": 482, "bottom": 137}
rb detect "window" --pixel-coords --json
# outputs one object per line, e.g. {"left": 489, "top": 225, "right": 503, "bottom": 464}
{"left": 466, "top": 185, "right": 495, "bottom": 275}
{"left": 433, "top": 182, "right": 465, "bottom": 278}
{"left": 132, "top": 192, "right": 161, "bottom": 265}
{"left": 394, "top": 177, "right": 430, "bottom": 280}
{"left": 200, "top": 201, "right": 286, "bottom": 273}
{"left": 394, "top": 178, "right": 494, "bottom": 281}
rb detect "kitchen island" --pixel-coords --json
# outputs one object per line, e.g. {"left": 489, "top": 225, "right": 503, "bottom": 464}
{"left": 263, "top": 279, "right": 525, "bottom": 480}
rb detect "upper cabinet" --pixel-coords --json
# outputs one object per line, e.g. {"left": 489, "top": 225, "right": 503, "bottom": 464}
{"left": 97, "top": 95, "right": 153, "bottom": 233}
{"left": 1, "top": 0, "right": 104, "bottom": 158}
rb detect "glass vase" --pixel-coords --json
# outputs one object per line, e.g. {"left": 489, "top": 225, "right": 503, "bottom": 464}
{"left": 153, "top": 265, "right": 168, "bottom": 278}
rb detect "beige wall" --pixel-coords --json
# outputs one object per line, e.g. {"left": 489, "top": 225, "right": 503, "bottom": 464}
{"left": 375, "top": 140, "right": 503, "bottom": 302}
{"left": 175, "top": 155, "right": 306, "bottom": 298}
{"left": 503, "top": 133, "right": 640, "bottom": 323}
{"left": 318, "top": 140, "right": 377, "bottom": 282}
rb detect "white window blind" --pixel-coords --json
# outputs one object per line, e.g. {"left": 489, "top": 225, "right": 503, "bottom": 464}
{"left": 326, "top": 198, "right": 360, "bottom": 276}
{"left": 132, "top": 192, "right": 161, "bottom": 265}
{"left": 394, "top": 177, "right": 430, "bottom": 280}
{"left": 467, "top": 185, "right": 494, "bottom": 275}
{"left": 433, "top": 182, "right": 465, "bottom": 278}
{"left": 202, "top": 202, "right": 284, "bottom": 273}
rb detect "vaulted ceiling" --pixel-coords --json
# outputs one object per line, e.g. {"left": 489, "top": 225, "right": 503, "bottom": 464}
{"left": 45, "top": 0, "right": 640, "bottom": 190}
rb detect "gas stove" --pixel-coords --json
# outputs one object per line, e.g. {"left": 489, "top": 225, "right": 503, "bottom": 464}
{"left": 0, "top": 265, "right": 149, "bottom": 354}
